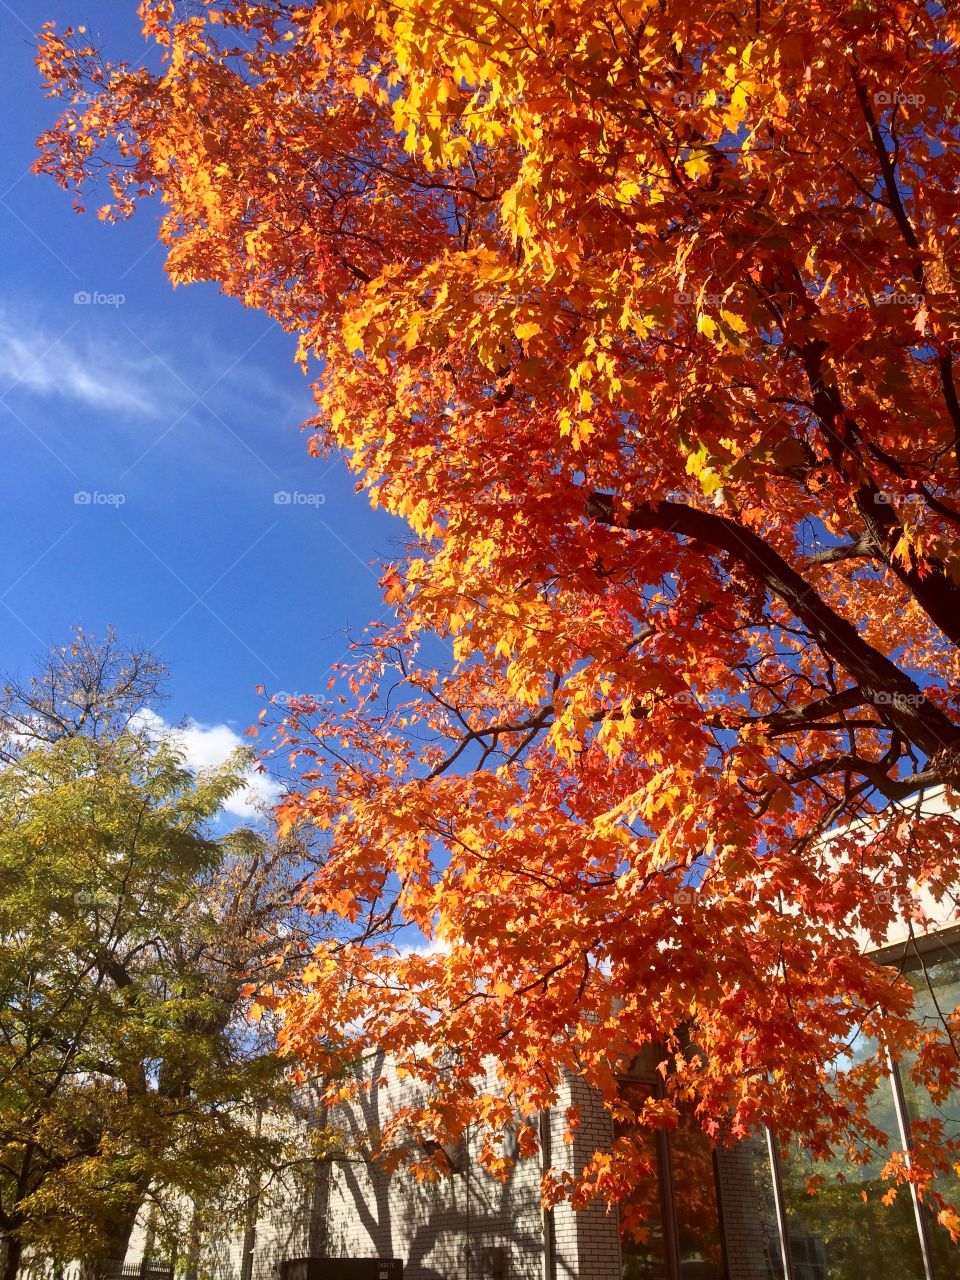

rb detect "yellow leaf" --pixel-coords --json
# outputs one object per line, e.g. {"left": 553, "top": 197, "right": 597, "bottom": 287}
{"left": 684, "top": 150, "right": 711, "bottom": 180}
{"left": 891, "top": 534, "right": 912, "bottom": 564}
{"left": 720, "top": 309, "right": 748, "bottom": 333}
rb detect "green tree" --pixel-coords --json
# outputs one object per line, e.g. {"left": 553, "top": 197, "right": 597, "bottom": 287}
{"left": 0, "top": 633, "right": 313, "bottom": 1278}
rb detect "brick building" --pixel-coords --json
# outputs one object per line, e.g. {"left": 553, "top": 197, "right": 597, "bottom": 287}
{"left": 120, "top": 792, "right": 960, "bottom": 1280}
{"left": 121, "top": 916, "right": 960, "bottom": 1280}
{"left": 125, "top": 1058, "right": 625, "bottom": 1280}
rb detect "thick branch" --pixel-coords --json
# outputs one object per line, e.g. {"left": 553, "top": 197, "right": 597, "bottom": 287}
{"left": 788, "top": 755, "right": 941, "bottom": 803}
{"left": 802, "top": 536, "right": 876, "bottom": 567}
{"left": 586, "top": 492, "right": 960, "bottom": 770}
{"left": 758, "top": 686, "right": 868, "bottom": 734}
{"left": 853, "top": 65, "right": 960, "bottom": 485}
{"left": 799, "top": 342, "right": 960, "bottom": 649}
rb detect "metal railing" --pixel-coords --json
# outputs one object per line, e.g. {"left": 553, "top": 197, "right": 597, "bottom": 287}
{"left": 95, "top": 1260, "right": 174, "bottom": 1280}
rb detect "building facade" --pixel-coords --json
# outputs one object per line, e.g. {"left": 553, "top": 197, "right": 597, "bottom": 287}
{"left": 121, "top": 793, "right": 960, "bottom": 1280}
{"left": 122, "top": 920, "right": 960, "bottom": 1280}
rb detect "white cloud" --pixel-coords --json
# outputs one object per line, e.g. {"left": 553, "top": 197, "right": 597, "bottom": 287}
{"left": 395, "top": 934, "right": 452, "bottom": 959}
{"left": 133, "top": 708, "right": 281, "bottom": 820}
{"left": 0, "top": 311, "right": 169, "bottom": 417}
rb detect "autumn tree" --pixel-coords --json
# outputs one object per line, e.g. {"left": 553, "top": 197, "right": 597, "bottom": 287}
{"left": 0, "top": 625, "right": 166, "bottom": 762}
{"left": 0, "top": 633, "right": 318, "bottom": 1276}
{"left": 34, "top": 0, "right": 960, "bottom": 1240}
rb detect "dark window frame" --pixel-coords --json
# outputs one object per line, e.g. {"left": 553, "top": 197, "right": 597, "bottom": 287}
{"left": 616, "top": 1057, "right": 729, "bottom": 1280}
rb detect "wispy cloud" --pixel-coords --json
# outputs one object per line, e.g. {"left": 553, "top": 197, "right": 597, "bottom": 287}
{"left": 0, "top": 310, "right": 169, "bottom": 417}
{"left": 134, "top": 708, "right": 281, "bottom": 820}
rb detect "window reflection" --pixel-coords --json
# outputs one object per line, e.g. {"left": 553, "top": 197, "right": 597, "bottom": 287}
{"left": 780, "top": 1032, "right": 926, "bottom": 1280}
{"left": 669, "top": 1114, "right": 726, "bottom": 1279}
{"left": 619, "top": 1083, "right": 668, "bottom": 1280}
{"left": 616, "top": 949, "right": 960, "bottom": 1280}
{"left": 618, "top": 1082, "right": 727, "bottom": 1279}
{"left": 900, "top": 952, "right": 960, "bottom": 1276}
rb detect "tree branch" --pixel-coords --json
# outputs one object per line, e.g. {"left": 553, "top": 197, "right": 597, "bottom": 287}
{"left": 586, "top": 491, "right": 960, "bottom": 771}
{"left": 802, "top": 536, "right": 877, "bottom": 567}
{"left": 757, "top": 686, "right": 868, "bottom": 734}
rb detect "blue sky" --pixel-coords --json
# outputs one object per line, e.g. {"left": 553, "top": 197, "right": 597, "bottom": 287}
{"left": 0, "top": 1, "right": 401, "bottom": 788}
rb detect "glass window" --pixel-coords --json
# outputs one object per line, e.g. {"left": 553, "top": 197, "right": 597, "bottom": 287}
{"left": 899, "top": 950, "right": 960, "bottom": 1275}
{"left": 718, "top": 1137, "right": 784, "bottom": 1279}
{"left": 621, "top": 1178, "right": 669, "bottom": 1280}
{"left": 669, "top": 1114, "right": 726, "bottom": 1279}
{"left": 618, "top": 1082, "right": 727, "bottom": 1279}
{"left": 780, "top": 1031, "right": 926, "bottom": 1280}
{"left": 619, "top": 1083, "right": 668, "bottom": 1280}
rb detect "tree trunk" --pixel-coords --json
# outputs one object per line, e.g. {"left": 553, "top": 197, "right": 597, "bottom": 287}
{"left": 97, "top": 1178, "right": 153, "bottom": 1263}
{"left": 1, "top": 1231, "right": 23, "bottom": 1280}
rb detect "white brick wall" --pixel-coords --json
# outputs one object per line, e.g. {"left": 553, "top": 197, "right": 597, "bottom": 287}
{"left": 117, "top": 1062, "right": 792, "bottom": 1280}
{"left": 552, "top": 1077, "right": 621, "bottom": 1280}
{"left": 142, "top": 1063, "right": 622, "bottom": 1280}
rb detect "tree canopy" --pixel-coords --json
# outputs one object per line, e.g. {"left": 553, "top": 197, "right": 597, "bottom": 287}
{"left": 34, "top": 0, "right": 960, "bottom": 1238}
{"left": 0, "top": 633, "right": 314, "bottom": 1275}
